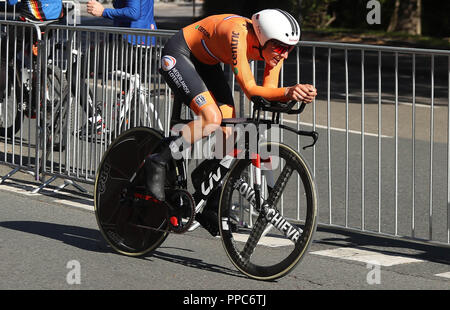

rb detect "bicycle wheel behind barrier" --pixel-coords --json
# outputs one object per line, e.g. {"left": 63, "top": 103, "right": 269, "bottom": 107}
{"left": 94, "top": 127, "right": 169, "bottom": 256}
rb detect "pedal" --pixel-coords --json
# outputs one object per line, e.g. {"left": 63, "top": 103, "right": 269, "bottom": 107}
{"left": 165, "top": 189, "right": 195, "bottom": 234}
{"left": 169, "top": 216, "right": 179, "bottom": 227}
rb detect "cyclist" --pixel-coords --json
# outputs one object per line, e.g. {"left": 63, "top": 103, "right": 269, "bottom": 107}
{"left": 6, "top": 0, "right": 63, "bottom": 21}
{"left": 146, "top": 9, "right": 317, "bottom": 217}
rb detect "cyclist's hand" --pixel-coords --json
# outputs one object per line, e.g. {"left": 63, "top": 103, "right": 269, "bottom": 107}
{"left": 285, "top": 84, "right": 317, "bottom": 103}
{"left": 87, "top": 0, "right": 105, "bottom": 17}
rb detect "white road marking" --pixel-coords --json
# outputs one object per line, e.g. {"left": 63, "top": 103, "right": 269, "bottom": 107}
{"left": 281, "top": 119, "right": 392, "bottom": 138}
{"left": 0, "top": 183, "right": 94, "bottom": 211}
{"left": 435, "top": 272, "right": 450, "bottom": 279}
{"left": 53, "top": 199, "right": 94, "bottom": 211}
{"left": 232, "top": 233, "right": 293, "bottom": 247}
{"left": 0, "top": 184, "right": 40, "bottom": 195}
{"left": 310, "top": 247, "right": 424, "bottom": 266}
{"left": 335, "top": 94, "right": 441, "bottom": 109}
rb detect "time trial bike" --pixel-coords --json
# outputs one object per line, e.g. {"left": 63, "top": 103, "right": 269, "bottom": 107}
{"left": 94, "top": 95, "right": 318, "bottom": 281}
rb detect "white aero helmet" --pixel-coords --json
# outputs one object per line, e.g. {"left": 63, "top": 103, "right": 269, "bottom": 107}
{"left": 251, "top": 9, "right": 301, "bottom": 46}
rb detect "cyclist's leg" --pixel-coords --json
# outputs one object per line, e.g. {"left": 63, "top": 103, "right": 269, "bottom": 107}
{"left": 145, "top": 31, "right": 222, "bottom": 201}
{"left": 160, "top": 32, "right": 224, "bottom": 145}
{"left": 182, "top": 92, "right": 222, "bottom": 143}
{"left": 182, "top": 62, "right": 237, "bottom": 234}
{"left": 193, "top": 60, "right": 237, "bottom": 158}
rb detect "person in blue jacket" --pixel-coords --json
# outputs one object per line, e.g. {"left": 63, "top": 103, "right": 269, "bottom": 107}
{"left": 87, "top": 0, "right": 157, "bottom": 46}
{"left": 85, "top": 0, "right": 158, "bottom": 136}
{"left": 6, "top": 0, "right": 63, "bottom": 21}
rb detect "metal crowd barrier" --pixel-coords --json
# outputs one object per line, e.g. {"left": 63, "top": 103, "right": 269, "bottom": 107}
{"left": 0, "top": 21, "right": 449, "bottom": 248}
{"left": 287, "top": 42, "right": 450, "bottom": 247}
{"left": 1, "top": 0, "right": 80, "bottom": 24}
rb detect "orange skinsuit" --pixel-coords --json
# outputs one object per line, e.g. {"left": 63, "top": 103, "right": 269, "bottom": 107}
{"left": 182, "top": 14, "right": 288, "bottom": 102}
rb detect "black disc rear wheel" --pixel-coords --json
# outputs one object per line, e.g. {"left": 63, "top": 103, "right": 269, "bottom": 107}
{"left": 94, "top": 127, "right": 169, "bottom": 256}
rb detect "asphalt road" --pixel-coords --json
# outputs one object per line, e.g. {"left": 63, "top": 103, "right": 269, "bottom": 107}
{"left": 0, "top": 167, "right": 449, "bottom": 292}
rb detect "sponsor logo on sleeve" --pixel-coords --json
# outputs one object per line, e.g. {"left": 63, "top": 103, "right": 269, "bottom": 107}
{"left": 162, "top": 55, "right": 177, "bottom": 71}
{"left": 194, "top": 94, "right": 207, "bottom": 107}
{"left": 195, "top": 25, "right": 211, "bottom": 39}
{"left": 231, "top": 31, "right": 239, "bottom": 66}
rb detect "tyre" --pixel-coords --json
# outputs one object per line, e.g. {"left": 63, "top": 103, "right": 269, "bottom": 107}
{"left": 0, "top": 65, "right": 22, "bottom": 137}
{"left": 219, "top": 142, "right": 318, "bottom": 280}
{"left": 94, "top": 127, "right": 171, "bottom": 256}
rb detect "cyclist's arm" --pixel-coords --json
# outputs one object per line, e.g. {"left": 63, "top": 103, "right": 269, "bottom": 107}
{"left": 262, "top": 60, "right": 283, "bottom": 88}
{"left": 103, "top": 0, "right": 140, "bottom": 21}
{"left": 231, "top": 32, "right": 287, "bottom": 102}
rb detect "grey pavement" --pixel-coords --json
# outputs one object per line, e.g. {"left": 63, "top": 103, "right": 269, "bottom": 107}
{"left": 0, "top": 165, "right": 449, "bottom": 291}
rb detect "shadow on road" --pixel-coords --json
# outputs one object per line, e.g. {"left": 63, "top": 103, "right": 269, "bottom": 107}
{"left": 315, "top": 226, "right": 450, "bottom": 265}
{"left": 0, "top": 220, "right": 108, "bottom": 253}
{"left": 151, "top": 249, "right": 246, "bottom": 280}
{"left": 0, "top": 220, "right": 255, "bottom": 280}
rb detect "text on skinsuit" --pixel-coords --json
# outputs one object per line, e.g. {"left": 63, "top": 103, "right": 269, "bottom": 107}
{"left": 194, "top": 94, "right": 207, "bottom": 108}
{"left": 265, "top": 208, "right": 301, "bottom": 243}
{"left": 167, "top": 67, "right": 190, "bottom": 94}
{"left": 231, "top": 31, "right": 239, "bottom": 66}
{"left": 196, "top": 25, "right": 211, "bottom": 38}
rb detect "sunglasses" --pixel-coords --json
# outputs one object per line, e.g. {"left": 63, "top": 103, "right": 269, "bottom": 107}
{"left": 272, "top": 42, "right": 295, "bottom": 55}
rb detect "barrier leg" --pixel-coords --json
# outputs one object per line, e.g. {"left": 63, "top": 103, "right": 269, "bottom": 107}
{"left": 0, "top": 167, "right": 21, "bottom": 184}
{"left": 53, "top": 179, "right": 88, "bottom": 193}
{"left": 31, "top": 175, "right": 57, "bottom": 194}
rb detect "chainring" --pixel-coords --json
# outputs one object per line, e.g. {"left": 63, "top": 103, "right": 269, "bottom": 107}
{"left": 165, "top": 189, "right": 196, "bottom": 234}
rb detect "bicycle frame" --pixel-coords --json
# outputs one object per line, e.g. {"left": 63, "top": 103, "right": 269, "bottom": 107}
{"left": 112, "top": 69, "right": 163, "bottom": 131}
{"left": 170, "top": 97, "right": 318, "bottom": 236}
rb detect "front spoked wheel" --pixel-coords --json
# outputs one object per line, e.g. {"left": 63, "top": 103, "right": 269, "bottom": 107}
{"left": 94, "top": 127, "right": 169, "bottom": 256}
{"left": 219, "top": 142, "right": 318, "bottom": 281}
{"left": 45, "top": 66, "right": 70, "bottom": 152}
{"left": 0, "top": 65, "right": 22, "bottom": 137}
